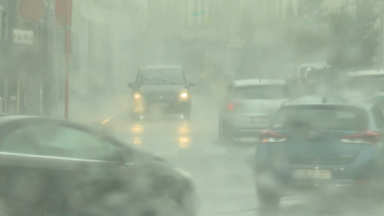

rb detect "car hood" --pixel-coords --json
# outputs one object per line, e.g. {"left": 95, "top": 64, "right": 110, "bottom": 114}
{"left": 138, "top": 85, "right": 186, "bottom": 94}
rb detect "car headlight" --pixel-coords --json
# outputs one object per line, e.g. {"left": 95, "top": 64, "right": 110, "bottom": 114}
{"left": 180, "top": 92, "right": 188, "bottom": 99}
{"left": 134, "top": 93, "right": 141, "bottom": 99}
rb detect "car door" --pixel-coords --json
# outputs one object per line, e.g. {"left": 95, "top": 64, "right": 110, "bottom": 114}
{"left": 0, "top": 119, "right": 124, "bottom": 216}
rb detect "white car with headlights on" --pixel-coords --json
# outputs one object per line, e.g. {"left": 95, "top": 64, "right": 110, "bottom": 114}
{"left": 128, "top": 65, "right": 195, "bottom": 120}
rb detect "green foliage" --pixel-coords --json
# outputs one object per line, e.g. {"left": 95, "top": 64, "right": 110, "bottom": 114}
{"left": 298, "top": 0, "right": 325, "bottom": 18}
{"left": 238, "top": 11, "right": 255, "bottom": 41}
{"left": 292, "top": 26, "right": 326, "bottom": 55}
{"left": 326, "top": 0, "right": 379, "bottom": 70}
{"left": 285, "top": 0, "right": 327, "bottom": 57}
{"left": 286, "top": 1, "right": 296, "bottom": 18}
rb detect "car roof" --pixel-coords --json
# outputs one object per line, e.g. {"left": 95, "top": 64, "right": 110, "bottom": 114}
{"left": 140, "top": 65, "right": 182, "bottom": 70}
{"left": 0, "top": 115, "right": 38, "bottom": 124}
{"left": 347, "top": 70, "right": 384, "bottom": 77}
{"left": 233, "top": 79, "right": 286, "bottom": 87}
{"left": 0, "top": 115, "right": 162, "bottom": 160}
{"left": 0, "top": 115, "right": 97, "bottom": 131}
{"left": 282, "top": 95, "right": 372, "bottom": 109}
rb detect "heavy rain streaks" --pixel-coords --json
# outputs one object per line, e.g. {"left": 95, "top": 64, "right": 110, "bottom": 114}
{"left": 3, "top": 0, "right": 384, "bottom": 215}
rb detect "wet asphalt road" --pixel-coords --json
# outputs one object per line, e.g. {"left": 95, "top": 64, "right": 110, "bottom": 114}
{"left": 100, "top": 94, "right": 384, "bottom": 216}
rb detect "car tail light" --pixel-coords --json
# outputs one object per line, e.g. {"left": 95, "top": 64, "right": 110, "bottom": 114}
{"left": 260, "top": 129, "right": 287, "bottom": 143}
{"left": 341, "top": 130, "right": 382, "bottom": 145}
{"left": 227, "top": 102, "right": 243, "bottom": 111}
{"left": 227, "top": 103, "right": 234, "bottom": 110}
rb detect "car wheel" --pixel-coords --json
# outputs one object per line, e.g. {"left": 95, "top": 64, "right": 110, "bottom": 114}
{"left": 256, "top": 186, "right": 281, "bottom": 208}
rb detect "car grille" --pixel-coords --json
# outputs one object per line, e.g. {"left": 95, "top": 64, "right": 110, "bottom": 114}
{"left": 289, "top": 157, "right": 354, "bottom": 164}
{"left": 146, "top": 94, "right": 177, "bottom": 101}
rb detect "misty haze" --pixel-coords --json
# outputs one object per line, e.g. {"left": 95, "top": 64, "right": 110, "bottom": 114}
{"left": 1, "top": 0, "right": 384, "bottom": 216}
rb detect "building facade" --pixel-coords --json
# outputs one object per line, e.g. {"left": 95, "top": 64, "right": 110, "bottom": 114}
{"left": 0, "top": 0, "right": 54, "bottom": 115}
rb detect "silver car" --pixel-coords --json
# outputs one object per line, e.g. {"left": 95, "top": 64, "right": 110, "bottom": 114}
{"left": 345, "top": 70, "right": 384, "bottom": 94}
{"left": 219, "top": 79, "right": 290, "bottom": 143}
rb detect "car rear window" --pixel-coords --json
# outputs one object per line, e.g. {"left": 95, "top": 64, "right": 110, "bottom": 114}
{"left": 232, "top": 85, "right": 289, "bottom": 99}
{"left": 272, "top": 105, "right": 366, "bottom": 131}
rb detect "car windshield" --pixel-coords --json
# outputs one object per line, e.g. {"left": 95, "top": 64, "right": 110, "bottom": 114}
{"left": 272, "top": 106, "right": 365, "bottom": 131}
{"left": 138, "top": 70, "right": 184, "bottom": 85}
{"left": 233, "top": 85, "right": 289, "bottom": 99}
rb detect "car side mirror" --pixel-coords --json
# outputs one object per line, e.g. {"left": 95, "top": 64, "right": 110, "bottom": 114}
{"left": 128, "top": 83, "right": 134, "bottom": 88}
{"left": 187, "top": 82, "right": 195, "bottom": 87}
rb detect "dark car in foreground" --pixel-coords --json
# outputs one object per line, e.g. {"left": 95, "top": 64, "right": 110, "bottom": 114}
{"left": 128, "top": 65, "right": 195, "bottom": 120}
{"left": 255, "top": 95, "right": 384, "bottom": 207}
{"left": 0, "top": 115, "right": 196, "bottom": 216}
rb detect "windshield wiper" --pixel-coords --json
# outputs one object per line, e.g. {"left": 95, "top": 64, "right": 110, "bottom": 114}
{"left": 142, "top": 77, "right": 179, "bottom": 85}
{"left": 142, "top": 77, "right": 159, "bottom": 84}
{"left": 153, "top": 78, "right": 178, "bottom": 85}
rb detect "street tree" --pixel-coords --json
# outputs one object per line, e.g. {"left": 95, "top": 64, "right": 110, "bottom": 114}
{"left": 298, "top": 0, "right": 324, "bottom": 18}
{"left": 326, "top": 0, "right": 379, "bottom": 71}
{"left": 291, "top": 0, "right": 327, "bottom": 57}
{"left": 237, "top": 11, "right": 259, "bottom": 79}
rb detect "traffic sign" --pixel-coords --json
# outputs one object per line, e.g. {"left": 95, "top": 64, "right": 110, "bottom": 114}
{"left": 18, "top": 0, "right": 46, "bottom": 22}
{"left": 13, "top": 29, "right": 33, "bottom": 45}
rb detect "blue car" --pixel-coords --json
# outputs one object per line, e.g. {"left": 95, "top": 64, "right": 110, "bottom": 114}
{"left": 255, "top": 95, "right": 384, "bottom": 207}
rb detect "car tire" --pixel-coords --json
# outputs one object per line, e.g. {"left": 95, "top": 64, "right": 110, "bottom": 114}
{"left": 256, "top": 186, "right": 281, "bottom": 208}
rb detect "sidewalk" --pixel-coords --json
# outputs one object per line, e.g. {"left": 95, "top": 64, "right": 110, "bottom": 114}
{"left": 52, "top": 93, "right": 129, "bottom": 127}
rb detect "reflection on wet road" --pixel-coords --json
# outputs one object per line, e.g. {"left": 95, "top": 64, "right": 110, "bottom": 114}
{"left": 100, "top": 95, "right": 258, "bottom": 216}
{"left": 127, "top": 120, "right": 194, "bottom": 150}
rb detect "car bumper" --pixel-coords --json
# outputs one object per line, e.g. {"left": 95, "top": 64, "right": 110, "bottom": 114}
{"left": 234, "top": 128, "right": 262, "bottom": 137}
{"left": 224, "top": 123, "right": 265, "bottom": 140}
{"left": 257, "top": 170, "right": 381, "bottom": 197}
{"left": 133, "top": 100, "right": 190, "bottom": 114}
{"left": 222, "top": 116, "right": 269, "bottom": 140}
{"left": 285, "top": 180, "right": 380, "bottom": 197}
{"left": 255, "top": 157, "right": 380, "bottom": 197}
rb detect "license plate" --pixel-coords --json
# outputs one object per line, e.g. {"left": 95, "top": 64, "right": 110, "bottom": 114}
{"left": 250, "top": 117, "right": 270, "bottom": 123}
{"left": 293, "top": 170, "right": 331, "bottom": 179}
{"left": 157, "top": 103, "right": 170, "bottom": 107}
{"left": 161, "top": 95, "right": 175, "bottom": 100}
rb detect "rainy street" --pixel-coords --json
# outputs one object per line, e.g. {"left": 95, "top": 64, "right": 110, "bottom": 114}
{"left": 101, "top": 94, "right": 259, "bottom": 216}
{"left": 4, "top": 0, "right": 384, "bottom": 215}
{"left": 98, "top": 92, "right": 384, "bottom": 216}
